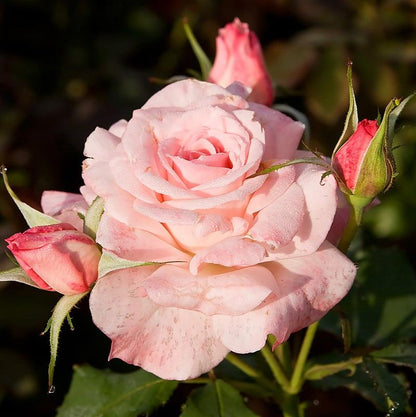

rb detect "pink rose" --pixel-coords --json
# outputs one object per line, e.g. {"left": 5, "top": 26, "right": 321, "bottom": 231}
{"left": 208, "top": 18, "right": 274, "bottom": 106}
{"left": 82, "top": 79, "right": 355, "bottom": 380}
{"left": 6, "top": 223, "right": 101, "bottom": 295}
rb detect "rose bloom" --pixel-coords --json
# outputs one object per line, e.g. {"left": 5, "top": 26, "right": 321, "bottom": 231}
{"left": 208, "top": 18, "right": 274, "bottom": 106}
{"left": 6, "top": 223, "right": 100, "bottom": 295}
{"left": 81, "top": 79, "right": 355, "bottom": 380}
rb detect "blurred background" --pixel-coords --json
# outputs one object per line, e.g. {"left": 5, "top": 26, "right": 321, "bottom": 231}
{"left": 1, "top": 0, "right": 416, "bottom": 416}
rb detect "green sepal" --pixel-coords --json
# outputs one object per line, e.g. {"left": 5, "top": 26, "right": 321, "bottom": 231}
{"left": 1, "top": 166, "right": 59, "bottom": 228}
{"left": 0, "top": 267, "right": 40, "bottom": 289}
{"left": 43, "top": 291, "right": 89, "bottom": 391}
{"left": 332, "top": 62, "right": 359, "bottom": 158}
{"left": 251, "top": 157, "right": 329, "bottom": 178}
{"left": 183, "top": 19, "right": 212, "bottom": 80}
{"left": 83, "top": 196, "right": 104, "bottom": 240}
{"left": 354, "top": 93, "right": 415, "bottom": 197}
{"left": 98, "top": 250, "right": 184, "bottom": 278}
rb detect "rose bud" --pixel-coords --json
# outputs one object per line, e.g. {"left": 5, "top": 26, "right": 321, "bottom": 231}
{"left": 332, "top": 119, "right": 387, "bottom": 207}
{"left": 208, "top": 18, "right": 274, "bottom": 106}
{"left": 6, "top": 223, "right": 101, "bottom": 295}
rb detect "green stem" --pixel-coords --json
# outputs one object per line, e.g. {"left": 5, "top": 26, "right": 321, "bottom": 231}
{"left": 226, "top": 352, "right": 284, "bottom": 404}
{"left": 274, "top": 340, "right": 292, "bottom": 376}
{"left": 261, "top": 344, "right": 291, "bottom": 390}
{"left": 282, "top": 393, "right": 302, "bottom": 417}
{"left": 289, "top": 321, "right": 319, "bottom": 394}
{"left": 226, "top": 352, "right": 263, "bottom": 379}
{"left": 337, "top": 201, "right": 363, "bottom": 253}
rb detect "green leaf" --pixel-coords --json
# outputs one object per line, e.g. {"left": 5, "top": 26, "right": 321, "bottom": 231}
{"left": 180, "top": 380, "right": 259, "bottom": 417}
{"left": 83, "top": 197, "right": 104, "bottom": 240}
{"left": 1, "top": 166, "right": 60, "bottom": 228}
{"left": 321, "top": 247, "right": 416, "bottom": 347}
{"left": 370, "top": 343, "right": 416, "bottom": 369}
{"left": 0, "top": 267, "right": 40, "bottom": 289}
{"left": 45, "top": 292, "right": 89, "bottom": 390}
{"left": 304, "top": 357, "right": 362, "bottom": 381}
{"left": 183, "top": 19, "right": 212, "bottom": 80}
{"left": 57, "top": 365, "right": 178, "bottom": 417}
{"left": 313, "top": 360, "right": 409, "bottom": 415}
{"left": 361, "top": 358, "right": 408, "bottom": 416}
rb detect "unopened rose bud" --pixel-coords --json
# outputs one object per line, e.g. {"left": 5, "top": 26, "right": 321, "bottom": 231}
{"left": 208, "top": 18, "right": 274, "bottom": 106}
{"left": 6, "top": 223, "right": 101, "bottom": 295}
{"left": 332, "top": 118, "right": 391, "bottom": 208}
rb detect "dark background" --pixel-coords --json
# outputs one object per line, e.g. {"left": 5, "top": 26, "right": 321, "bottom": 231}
{"left": 1, "top": 0, "right": 416, "bottom": 416}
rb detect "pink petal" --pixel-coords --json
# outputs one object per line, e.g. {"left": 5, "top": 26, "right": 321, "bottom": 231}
{"left": 189, "top": 236, "right": 267, "bottom": 274}
{"left": 249, "top": 182, "right": 305, "bottom": 251}
{"left": 144, "top": 263, "right": 277, "bottom": 315}
{"left": 133, "top": 200, "right": 199, "bottom": 225}
{"left": 276, "top": 158, "right": 338, "bottom": 258}
{"left": 97, "top": 213, "right": 189, "bottom": 262}
{"left": 166, "top": 215, "right": 250, "bottom": 253}
{"left": 41, "top": 191, "right": 88, "bottom": 231}
{"left": 108, "top": 119, "right": 128, "bottom": 137}
{"left": 89, "top": 268, "right": 229, "bottom": 380}
{"left": 142, "top": 78, "right": 243, "bottom": 110}
{"left": 249, "top": 103, "right": 304, "bottom": 161}
{"left": 214, "top": 241, "right": 356, "bottom": 352}
{"left": 246, "top": 163, "right": 296, "bottom": 214}
{"left": 165, "top": 175, "right": 266, "bottom": 211}
{"left": 84, "top": 127, "right": 121, "bottom": 160}
{"left": 41, "top": 191, "right": 88, "bottom": 217}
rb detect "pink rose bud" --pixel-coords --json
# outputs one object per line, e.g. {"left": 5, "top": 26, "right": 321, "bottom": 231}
{"left": 332, "top": 118, "right": 393, "bottom": 208}
{"left": 208, "top": 18, "right": 274, "bottom": 106}
{"left": 6, "top": 223, "right": 101, "bottom": 295}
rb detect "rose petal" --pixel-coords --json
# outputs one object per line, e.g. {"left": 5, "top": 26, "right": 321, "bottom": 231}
{"left": 246, "top": 164, "right": 296, "bottom": 214}
{"left": 214, "top": 241, "right": 356, "bottom": 352}
{"left": 89, "top": 267, "right": 229, "bottom": 380}
{"left": 276, "top": 159, "right": 338, "bottom": 258}
{"left": 189, "top": 236, "right": 267, "bottom": 274}
{"left": 249, "top": 182, "right": 305, "bottom": 251}
{"left": 249, "top": 103, "right": 304, "bottom": 161}
{"left": 97, "top": 213, "right": 189, "bottom": 262}
{"left": 109, "top": 119, "right": 128, "bottom": 137}
{"left": 142, "top": 78, "right": 243, "bottom": 110}
{"left": 144, "top": 263, "right": 277, "bottom": 315}
{"left": 84, "top": 127, "right": 121, "bottom": 160}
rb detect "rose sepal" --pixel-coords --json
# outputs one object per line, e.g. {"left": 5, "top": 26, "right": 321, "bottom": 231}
{"left": 98, "top": 250, "right": 184, "bottom": 278}
{"left": 42, "top": 291, "right": 89, "bottom": 391}
{"left": 332, "top": 62, "right": 358, "bottom": 158}
{"left": 83, "top": 196, "right": 104, "bottom": 240}
{"left": 1, "top": 166, "right": 59, "bottom": 228}
{"left": 0, "top": 266, "right": 40, "bottom": 289}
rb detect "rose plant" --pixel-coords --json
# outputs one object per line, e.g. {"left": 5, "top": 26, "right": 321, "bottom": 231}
{"left": 1, "top": 17, "right": 415, "bottom": 417}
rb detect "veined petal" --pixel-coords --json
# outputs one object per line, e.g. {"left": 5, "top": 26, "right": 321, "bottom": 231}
{"left": 215, "top": 241, "right": 356, "bottom": 352}
{"left": 89, "top": 268, "right": 229, "bottom": 380}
